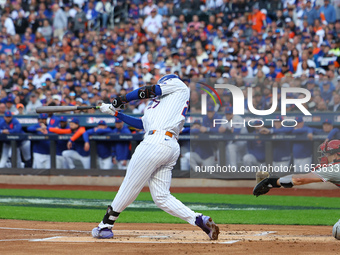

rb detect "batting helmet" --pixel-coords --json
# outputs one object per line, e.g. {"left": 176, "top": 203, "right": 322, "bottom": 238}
{"left": 157, "top": 74, "right": 179, "bottom": 84}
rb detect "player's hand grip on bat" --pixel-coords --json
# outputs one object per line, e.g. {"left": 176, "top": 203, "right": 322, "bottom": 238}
{"left": 111, "top": 85, "right": 161, "bottom": 109}
{"left": 100, "top": 103, "right": 116, "bottom": 115}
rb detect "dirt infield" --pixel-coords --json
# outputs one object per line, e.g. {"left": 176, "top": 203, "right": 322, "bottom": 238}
{"left": 1, "top": 184, "right": 339, "bottom": 254}
{"left": 0, "top": 220, "right": 338, "bottom": 255}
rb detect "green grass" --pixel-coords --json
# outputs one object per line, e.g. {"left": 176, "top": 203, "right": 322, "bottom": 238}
{"left": 0, "top": 189, "right": 339, "bottom": 225}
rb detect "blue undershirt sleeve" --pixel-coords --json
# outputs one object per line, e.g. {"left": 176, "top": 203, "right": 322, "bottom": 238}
{"left": 116, "top": 112, "right": 144, "bottom": 129}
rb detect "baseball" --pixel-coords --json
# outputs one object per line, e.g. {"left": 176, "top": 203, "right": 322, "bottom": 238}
{"left": 332, "top": 220, "right": 340, "bottom": 240}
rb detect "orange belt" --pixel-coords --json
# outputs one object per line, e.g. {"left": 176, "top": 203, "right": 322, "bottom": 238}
{"left": 148, "top": 130, "right": 173, "bottom": 138}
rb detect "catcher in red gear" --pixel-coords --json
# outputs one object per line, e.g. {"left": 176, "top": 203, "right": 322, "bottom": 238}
{"left": 253, "top": 139, "right": 340, "bottom": 197}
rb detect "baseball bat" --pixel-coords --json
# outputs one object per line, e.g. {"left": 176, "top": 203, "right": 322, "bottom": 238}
{"left": 36, "top": 106, "right": 100, "bottom": 113}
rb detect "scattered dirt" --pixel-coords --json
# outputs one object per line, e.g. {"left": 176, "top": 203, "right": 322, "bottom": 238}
{"left": 0, "top": 184, "right": 339, "bottom": 254}
{"left": 0, "top": 220, "right": 338, "bottom": 255}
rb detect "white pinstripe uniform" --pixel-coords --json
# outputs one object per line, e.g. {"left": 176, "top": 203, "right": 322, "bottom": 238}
{"left": 106, "top": 77, "right": 201, "bottom": 226}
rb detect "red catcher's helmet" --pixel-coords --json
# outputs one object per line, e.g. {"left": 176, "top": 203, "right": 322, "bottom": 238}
{"left": 324, "top": 140, "right": 340, "bottom": 155}
{"left": 318, "top": 140, "right": 340, "bottom": 164}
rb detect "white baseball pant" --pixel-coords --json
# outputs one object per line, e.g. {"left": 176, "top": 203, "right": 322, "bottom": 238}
{"left": 56, "top": 155, "right": 67, "bottom": 169}
{"left": 99, "top": 156, "right": 113, "bottom": 170}
{"left": 180, "top": 141, "right": 190, "bottom": 171}
{"left": 243, "top": 153, "right": 263, "bottom": 170}
{"left": 180, "top": 152, "right": 190, "bottom": 171}
{"left": 189, "top": 152, "right": 215, "bottom": 171}
{"left": 0, "top": 143, "right": 21, "bottom": 168}
{"left": 226, "top": 141, "right": 247, "bottom": 168}
{"left": 62, "top": 150, "right": 90, "bottom": 169}
{"left": 117, "top": 160, "right": 130, "bottom": 170}
{"left": 110, "top": 133, "right": 200, "bottom": 225}
{"left": 32, "top": 152, "right": 51, "bottom": 169}
{"left": 0, "top": 140, "right": 30, "bottom": 168}
{"left": 19, "top": 140, "right": 31, "bottom": 162}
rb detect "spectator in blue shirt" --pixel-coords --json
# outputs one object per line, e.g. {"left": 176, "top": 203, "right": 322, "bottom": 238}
{"left": 320, "top": 0, "right": 337, "bottom": 24}
{"left": 320, "top": 81, "right": 334, "bottom": 104}
{"left": 157, "top": 1, "right": 168, "bottom": 16}
{"left": 302, "top": 0, "right": 320, "bottom": 26}
{"left": 266, "top": 62, "right": 277, "bottom": 80}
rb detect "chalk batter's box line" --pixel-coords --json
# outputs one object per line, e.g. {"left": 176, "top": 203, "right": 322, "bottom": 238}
{"left": 0, "top": 227, "right": 277, "bottom": 244}
{"left": 0, "top": 227, "right": 89, "bottom": 233}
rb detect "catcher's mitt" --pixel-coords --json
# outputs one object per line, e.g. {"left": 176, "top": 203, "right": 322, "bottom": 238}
{"left": 253, "top": 178, "right": 272, "bottom": 197}
{"left": 256, "top": 171, "right": 270, "bottom": 183}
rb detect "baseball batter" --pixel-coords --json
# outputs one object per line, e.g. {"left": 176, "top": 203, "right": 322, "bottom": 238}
{"left": 92, "top": 74, "right": 219, "bottom": 240}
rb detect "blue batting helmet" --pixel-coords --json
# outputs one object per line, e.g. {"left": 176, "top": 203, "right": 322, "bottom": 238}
{"left": 157, "top": 74, "right": 179, "bottom": 84}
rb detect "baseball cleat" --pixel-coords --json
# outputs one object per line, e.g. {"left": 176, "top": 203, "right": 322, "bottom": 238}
{"left": 91, "top": 227, "right": 113, "bottom": 239}
{"left": 195, "top": 215, "right": 220, "bottom": 240}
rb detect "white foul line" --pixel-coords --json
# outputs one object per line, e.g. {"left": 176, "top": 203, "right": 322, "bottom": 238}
{"left": 253, "top": 231, "right": 277, "bottom": 236}
{"left": 219, "top": 240, "right": 241, "bottom": 244}
{"left": 0, "top": 239, "right": 34, "bottom": 242}
{"left": 30, "top": 236, "right": 65, "bottom": 242}
{"left": 218, "top": 231, "right": 276, "bottom": 244}
{"left": 0, "top": 227, "right": 89, "bottom": 233}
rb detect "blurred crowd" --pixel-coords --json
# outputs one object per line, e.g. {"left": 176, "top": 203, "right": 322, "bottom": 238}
{"left": 0, "top": 0, "right": 338, "bottom": 116}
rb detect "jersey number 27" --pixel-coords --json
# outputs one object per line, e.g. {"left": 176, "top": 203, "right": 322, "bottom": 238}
{"left": 181, "top": 101, "right": 189, "bottom": 117}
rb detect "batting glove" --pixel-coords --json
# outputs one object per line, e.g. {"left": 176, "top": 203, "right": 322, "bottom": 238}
{"left": 100, "top": 103, "right": 116, "bottom": 116}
